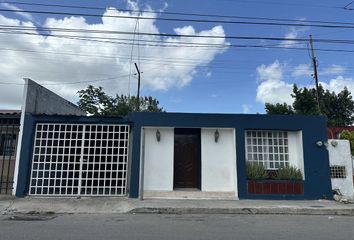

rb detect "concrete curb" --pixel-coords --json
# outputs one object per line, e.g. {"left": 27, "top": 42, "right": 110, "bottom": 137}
{"left": 1, "top": 198, "right": 354, "bottom": 216}
{"left": 130, "top": 207, "right": 354, "bottom": 216}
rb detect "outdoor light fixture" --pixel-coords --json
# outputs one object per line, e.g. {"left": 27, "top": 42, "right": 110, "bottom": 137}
{"left": 156, "top": 129, "right": 161, "bottom": 142}
{"left": 331, "top": 140, "right": 338, "bottom": 147}
{"left": 214, "top": 129, "right": 219, "bottom": 143}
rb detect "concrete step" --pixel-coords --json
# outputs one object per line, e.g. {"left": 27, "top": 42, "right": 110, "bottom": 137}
{"left": 143, "top": 190, "right": 237, "bottom": 200}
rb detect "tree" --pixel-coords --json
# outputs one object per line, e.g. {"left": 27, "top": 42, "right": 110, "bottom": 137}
{"left": 265, "top": 84, "right": 354, "bottom": 126}
{"left": 77, "top": 85, "right": 164, "bottom": 116}
{"left": 265, "top": 103, "right": 294, "bottom": 115}
{"left": 291, "top": 84, "right": 321, "bottom": 115}
{"left": 339, "top": 130, "right": 354, "bottom": 156}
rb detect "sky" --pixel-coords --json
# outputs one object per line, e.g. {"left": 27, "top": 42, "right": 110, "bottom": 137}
{"left": 0, "top": 0, "right": 354, "bottom": 114}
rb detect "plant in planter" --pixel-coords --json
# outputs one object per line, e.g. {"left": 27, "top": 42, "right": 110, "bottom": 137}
{"left": 246, "top": 162, "right": 267, "bottom": 180}
{"left": 275, "top": 165, "right": 303, "bottom": 181}
{"left": 246, "top": 163, "right": 304, "bottom": 195}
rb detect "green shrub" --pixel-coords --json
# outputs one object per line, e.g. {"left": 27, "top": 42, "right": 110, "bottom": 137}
{"left": 246, "top": 162, "right": 267, "bottom": 180}
{"left": 339, "top": 130, "right": 354, "bottom": 156}
{"left": 275, "top": 165, "right": 303, "bottom": 181}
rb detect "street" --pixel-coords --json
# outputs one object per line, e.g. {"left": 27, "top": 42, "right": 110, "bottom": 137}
{"left": 0, "top": 213, "right": 353, "bottom": 240}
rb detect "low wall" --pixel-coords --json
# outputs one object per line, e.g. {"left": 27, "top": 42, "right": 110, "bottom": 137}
{"left": 328, "top": 139, "right": 354, "bottom": 200}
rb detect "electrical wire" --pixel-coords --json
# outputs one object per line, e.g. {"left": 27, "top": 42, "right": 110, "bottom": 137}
{"left": 1, "top": 25, "right": 354, "bottom": 44}
{"left": 0, "top": 1, "right": 351, "bottom": 25}
{"left": 1, "top": 8, "right": 354, "bottom": 29}
{"left": 0, "top": 74, "right": 132, "bottom": 86}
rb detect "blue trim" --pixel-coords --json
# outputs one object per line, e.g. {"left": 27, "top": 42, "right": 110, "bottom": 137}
{"left": 15, "top": 114, "right": 131, "bottom": 197}
{"left": 128, "top": 112, "right": 332, "bottom": 200}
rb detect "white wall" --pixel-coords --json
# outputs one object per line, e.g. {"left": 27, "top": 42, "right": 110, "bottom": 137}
{"left": 201, "top": 129, "right": 236, "bottom": 194}
{"left": 288, "top": 131, "right": 305, "bottom": 179}
{"left": 143, "top": 128, "right": 174, "bottom": 191}
{"left": 328, "top": 139, "right": 354, "bottom": 200}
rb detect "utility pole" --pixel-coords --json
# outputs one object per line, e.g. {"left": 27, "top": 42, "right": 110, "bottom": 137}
{"left": 134, "top": 62, "right": 141, "bottom": 112}
{"left": 309, "top": 35, "right": 321, "bottom": 114}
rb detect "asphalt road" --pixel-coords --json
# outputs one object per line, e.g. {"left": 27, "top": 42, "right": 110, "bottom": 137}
{"left": 0, "top": 213, "right": 353, "bottom": 240}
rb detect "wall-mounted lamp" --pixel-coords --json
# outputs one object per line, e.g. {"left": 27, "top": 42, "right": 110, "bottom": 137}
{"left": 156, "top": 129, "right": 161, "bottom": 142}
{"left": 316, "top": 140, "right": 329, "bottom": 148}
{"left": 214, "top": 129, "right": 219, "bottom": 143}
{"left": 331, "top": 140, "right": 338, "bottom": 147}
{"left": 316, "top": 140, "right": 324, "bottom": 147}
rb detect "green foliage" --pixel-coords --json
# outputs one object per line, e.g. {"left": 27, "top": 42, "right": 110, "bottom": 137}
{"left": 339, "top": 130, "right": 354, "bottom": 156}
{"left": 291, "top": 84, "right": 321, "bottom": 115}
{"left": 265, "top": 102, "right": 294, "bottom": 115}
{"left": 77, "top": 85, "right": 164, "bottom": 116}
{"left": 265, "top": 84, "right": 354, "bottom": 126}
{"left": 246, "top": 162, "right": 267, "bottom": 180}
{"left": 275, "top": 165, "right": 303, "bottom": 181}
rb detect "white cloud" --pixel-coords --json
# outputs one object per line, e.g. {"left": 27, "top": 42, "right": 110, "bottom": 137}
{"left": 292, "top": 64, "right": 312, "bottom": 77}
{"left": 242, "top": 104, "right": 251, "bottom": 113}
{"left": 320, "top": 76, "right": 354, "bottom": 93}
{"left": 280, "top": 26, "right": 309, "bottom": 48}
{"left": 1, "top": 3, "right": 34, "bottom": 21}
{"left": 159, "top": 2, "right": 169, "bottom": 12}
{"left": 126, "top": 0, "right": 140, "bottom": 11}
{"left": 256, "top": 60, "right": 293, "bottom": 104}
{"left": 292, "top": 63, "right": 346, "bottom": 77}
{"left": 0, "top": 2, "right": 227, "bottom": 109}
{"left": 257, "top": 61, "right": 354, "bottom": 105}
{"left": 321, "top": 64, "right": 346, "bottom": 76}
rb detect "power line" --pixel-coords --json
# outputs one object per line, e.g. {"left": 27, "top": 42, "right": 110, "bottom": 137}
{"left": 216, "top": 0, "right": 343, "bottom": 9}
{"left": 0, "top": 74, "right": 132, "bottom": 86}
{"left": 2, "top": 25, "right": 354, "bottom": 44}
{"left": 1, "top": 8, "right": 354, "bottom": 29}
{"left": 1, "top": 1, "right": 352, "bottom": 26}
{"left": 1, "top": 31, "right": 354, "bottom": 54}
{"left": 128, "top": 18, "right": 139, "bottom": 96}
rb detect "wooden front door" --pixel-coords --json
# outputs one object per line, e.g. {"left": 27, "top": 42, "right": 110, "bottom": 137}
{"left": 174, "top": 128, "right": 201, "bottom": 189}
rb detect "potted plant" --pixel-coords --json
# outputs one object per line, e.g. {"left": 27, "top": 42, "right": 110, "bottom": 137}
{"left": 247, "top": 163, "right": 304, "bottom": 195}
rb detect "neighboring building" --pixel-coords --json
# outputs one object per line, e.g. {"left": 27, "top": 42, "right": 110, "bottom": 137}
{"left": 11, "top": 80, "right": 333, "bottom": 200}
{"left": 0, "top": 110, "right": 21, "bottom": 194}
{"left": 327, "top": 126, "right": 354, "bottom": 139}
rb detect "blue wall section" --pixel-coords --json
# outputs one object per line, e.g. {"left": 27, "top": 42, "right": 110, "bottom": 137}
{"left": 128, "top": 112, "right": 332, "bottom": 200}
{"left": 16, "top": 112, "right": 332, "bottom": 200}
{"left": 15, "top": 114, "right": 131, "bottom": 197}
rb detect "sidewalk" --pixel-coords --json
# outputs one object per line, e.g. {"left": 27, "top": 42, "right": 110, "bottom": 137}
{"left": 1, "top": 197, "right": 354, "bottom": 216}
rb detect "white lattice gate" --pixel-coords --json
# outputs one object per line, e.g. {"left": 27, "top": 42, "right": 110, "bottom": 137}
{"left": 29, "top": 123, "right": 130, "bottom": 196}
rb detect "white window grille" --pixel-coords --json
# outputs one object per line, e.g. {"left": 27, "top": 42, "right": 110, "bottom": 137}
{"left": 245, "top": 130, "right": 289, "bottom": 170}
{"left": 29, "top": 124, "right": 130, "bottom": 196}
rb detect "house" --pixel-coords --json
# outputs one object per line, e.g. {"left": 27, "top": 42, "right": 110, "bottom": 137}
{"left": 128, "top": 112, "right": 332, "bottom": 200}
{"left": 327, "top": 126, "right": 354, "bottom": 139}
{"left": 11, "top": 80, "right": 333, "bottom": 199}
{"left": 0, "top": 110, "right": 21, "bottom": 194}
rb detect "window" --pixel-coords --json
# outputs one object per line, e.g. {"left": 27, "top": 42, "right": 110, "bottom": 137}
{"left": 0, "top": 133, "right": 17, "bottom": 156}
{"left": 245, "top": 130, "right": 289, "bottom": 170}
{"left": 330, "top": 166, "right": 346, "bottom": 179}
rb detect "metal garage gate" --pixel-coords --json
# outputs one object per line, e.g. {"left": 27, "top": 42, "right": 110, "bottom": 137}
{"left": 29, "top": 123, "right": 130, "bottom": 196}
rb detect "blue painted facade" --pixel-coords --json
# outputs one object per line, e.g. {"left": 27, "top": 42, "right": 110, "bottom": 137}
{"left": 16, "top": 112, "right": 332, "bottom": 200}
{"left": 128, "top": 112, "right": 332, "bottom": 200}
